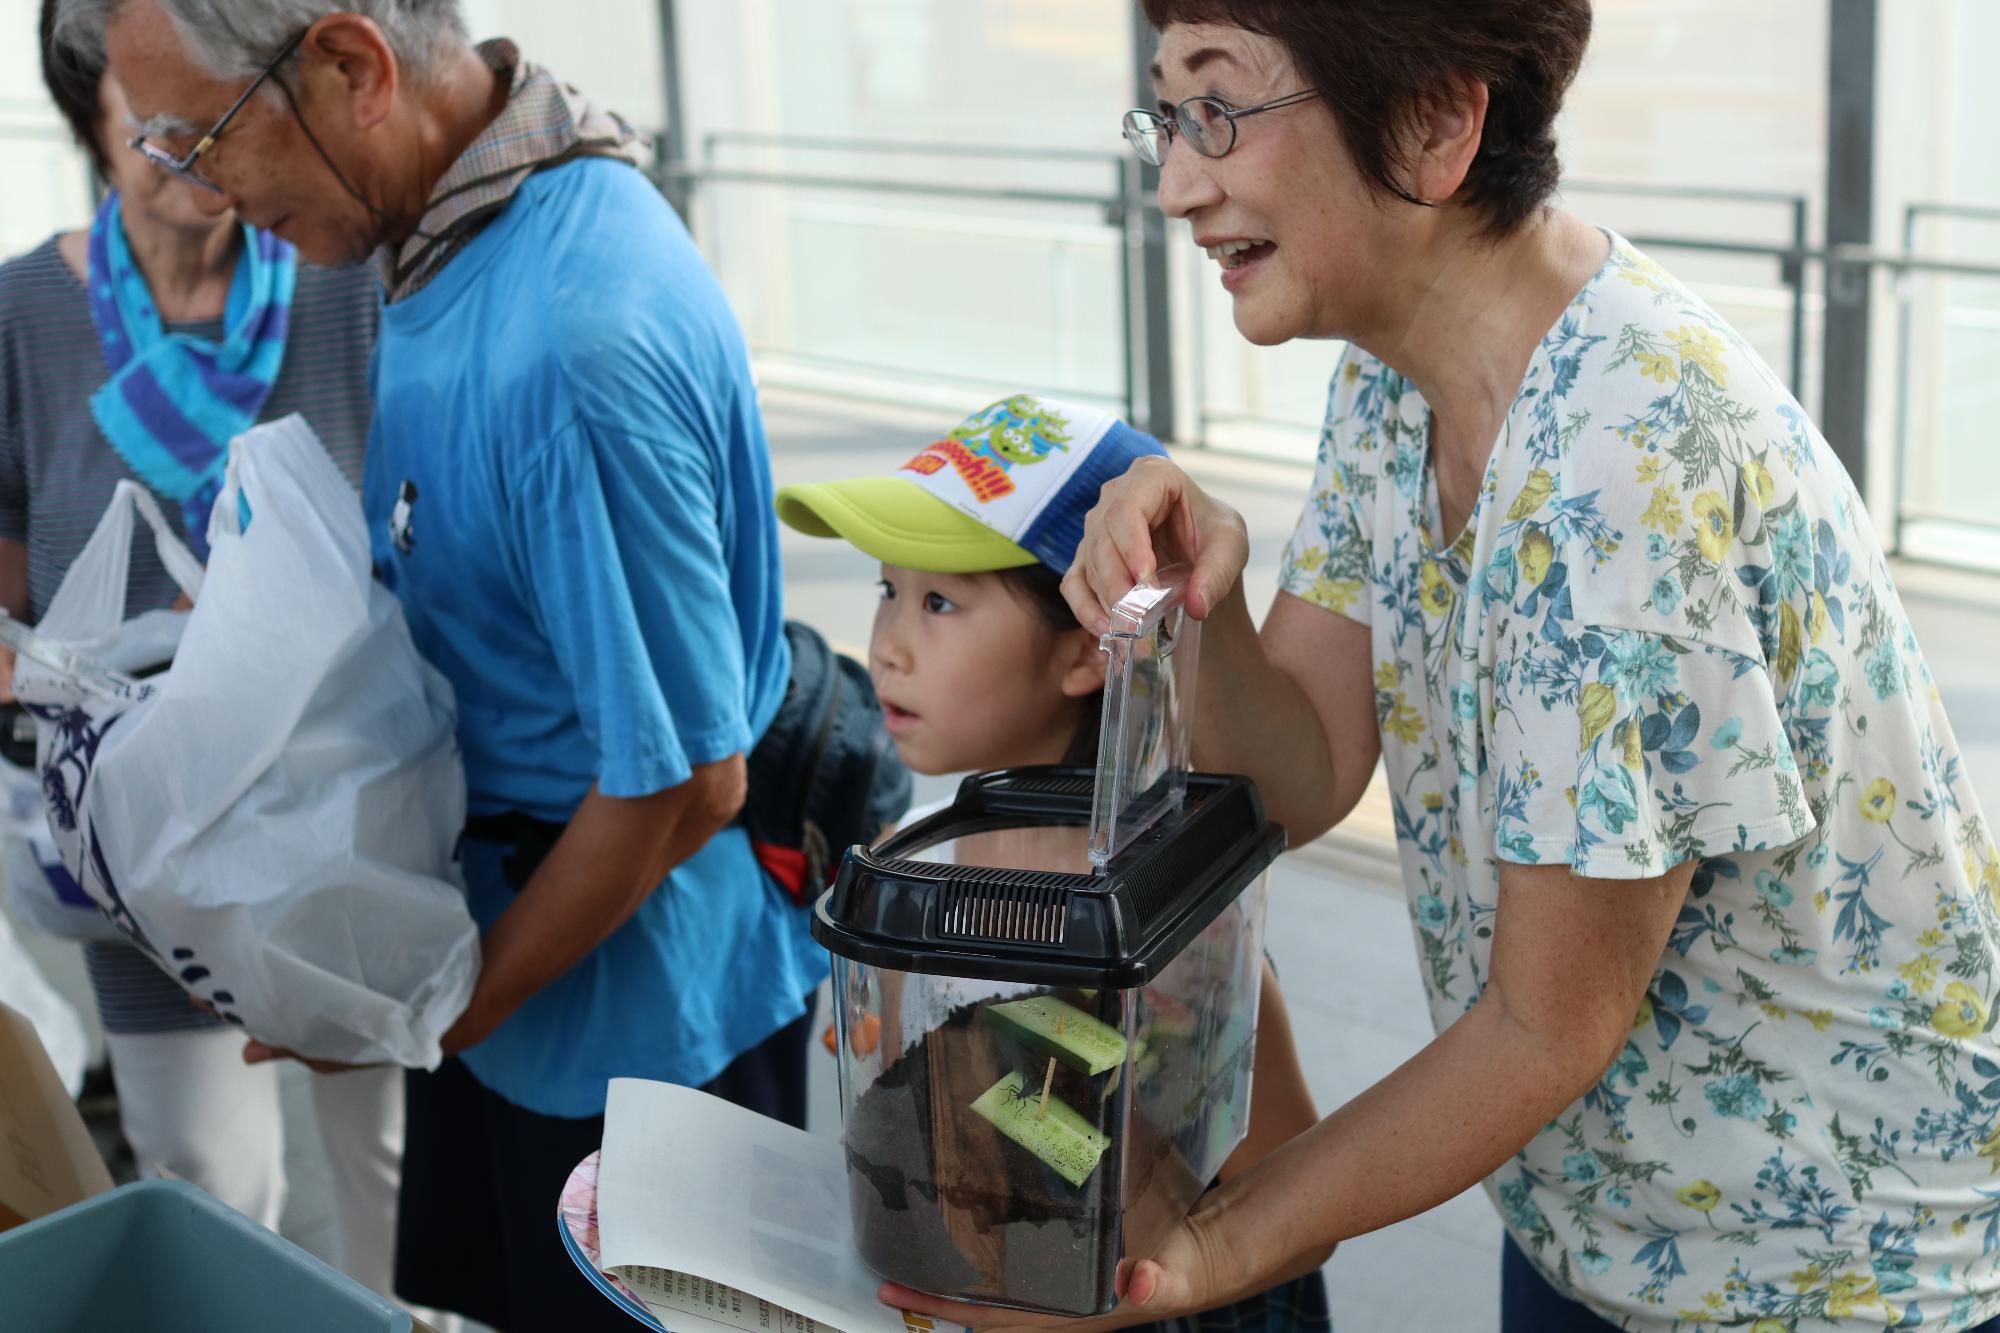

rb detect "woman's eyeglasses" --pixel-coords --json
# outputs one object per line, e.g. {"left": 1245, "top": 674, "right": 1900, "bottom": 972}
{"left": 128, "top": 28, "right": 308, "bottom": 193}
{"left": 1121, "top": 89, "right": 1319, "bottom": 167}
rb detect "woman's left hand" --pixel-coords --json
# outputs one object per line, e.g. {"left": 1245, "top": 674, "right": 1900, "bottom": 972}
{"left": 881, "top": 1216, "right": 1221, "bottom": 1333}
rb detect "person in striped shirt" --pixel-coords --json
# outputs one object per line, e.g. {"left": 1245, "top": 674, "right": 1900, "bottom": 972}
{"left": 0, "top": 2, "right": 431, "bottom": 1318}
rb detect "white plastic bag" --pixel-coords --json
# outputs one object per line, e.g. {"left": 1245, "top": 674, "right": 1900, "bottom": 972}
{"left": 0, "top": 483, "right": 192, "bottom": 944}
{"left": 11, "top": 416, "right": 479, "bottom": 1068}
{"left": 0, "top": 755, "right": 125, "bottom": 943}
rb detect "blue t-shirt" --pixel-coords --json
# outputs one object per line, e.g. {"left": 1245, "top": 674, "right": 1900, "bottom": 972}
{"left": 366, "top": 158, "right": 826, "bottom": 1117}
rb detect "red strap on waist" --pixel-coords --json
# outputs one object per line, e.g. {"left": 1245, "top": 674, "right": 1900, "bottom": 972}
{"left": 752, "top": 840, "right": 810, "bottom": 906}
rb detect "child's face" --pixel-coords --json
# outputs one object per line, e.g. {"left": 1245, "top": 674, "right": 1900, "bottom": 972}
{"left": 869, "top": 564, "right": 1101, "bottom": 776}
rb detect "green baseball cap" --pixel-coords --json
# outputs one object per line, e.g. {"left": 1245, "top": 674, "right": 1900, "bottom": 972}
{"left": 775, "top": 394, "right": 1167, "bottom": 575}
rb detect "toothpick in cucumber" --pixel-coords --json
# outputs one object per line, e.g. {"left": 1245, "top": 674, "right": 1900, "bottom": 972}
{"left": 971, "top": 1070, "right": 1112, "bottom": 1187}
{"left": 984, "top": 996, "right": 1128, "bottom": 1077}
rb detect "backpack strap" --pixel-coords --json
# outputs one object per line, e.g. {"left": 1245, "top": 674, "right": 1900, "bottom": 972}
{"left": 752, "top": 840, "right": 811, "bottom": 905}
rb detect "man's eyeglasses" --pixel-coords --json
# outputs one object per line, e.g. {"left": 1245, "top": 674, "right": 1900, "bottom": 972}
{"left": 128, "top": 28, "right": 308, "bottom": 193}
{"left": 1121, "top": 90, "right": 1319, "bottom": 168}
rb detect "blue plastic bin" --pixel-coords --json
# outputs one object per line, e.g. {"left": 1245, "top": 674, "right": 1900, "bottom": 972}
{"left": 0, "top": 1179, "right": 412, "bottom": 1331}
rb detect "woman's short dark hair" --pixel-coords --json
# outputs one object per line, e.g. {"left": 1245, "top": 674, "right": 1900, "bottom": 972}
{"left": 41, "top": 0, "right": 110, "bottom": 177}
{"left": 1140, "top": 0, "right": 1593, "bottom": 236}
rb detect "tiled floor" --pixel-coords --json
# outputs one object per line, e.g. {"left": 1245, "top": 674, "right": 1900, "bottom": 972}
{"left": 13, "top": 386, "right": 2000, "bottom": 1333}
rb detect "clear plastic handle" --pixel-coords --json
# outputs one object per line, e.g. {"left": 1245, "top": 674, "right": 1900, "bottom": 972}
{"left": 1088, "top": 566, "right": 1201, "bottom": 869}
{"left": 0, "top": 614, "right": 148, "bottom": 705}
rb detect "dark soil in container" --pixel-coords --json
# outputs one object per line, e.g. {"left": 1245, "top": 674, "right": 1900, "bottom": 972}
{"left": 843, "top": 1001, "right": 1124, "bottom": 1316}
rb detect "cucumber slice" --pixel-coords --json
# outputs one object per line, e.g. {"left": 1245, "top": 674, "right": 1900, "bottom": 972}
{"left": 983, "top": 997, "right": 1128, "bottom": 1076}
{"left": 970, "top": 1071, "right": 1112, "bottom": 1187}
{"left": 1100, "top": 1037, "right": 1152, "bottom": 1102}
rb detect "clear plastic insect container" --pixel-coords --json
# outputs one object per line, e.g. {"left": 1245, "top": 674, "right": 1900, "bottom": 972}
{"left": 813, "top": 572, "right": 1281, "bottom": 1316}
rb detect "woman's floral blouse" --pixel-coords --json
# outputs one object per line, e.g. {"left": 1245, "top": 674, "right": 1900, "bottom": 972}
{"left": 1281, "top": 234, "right": 2000, "bottom": 1330}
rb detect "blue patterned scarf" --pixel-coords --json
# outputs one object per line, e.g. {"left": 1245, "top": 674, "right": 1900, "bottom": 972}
{"left": 86, "top": 191, "right": 296, "bottom": 559}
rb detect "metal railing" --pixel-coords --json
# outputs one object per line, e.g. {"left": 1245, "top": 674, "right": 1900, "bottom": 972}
{"left": 664, "top": 144, "right": 1833, "bottom": 446}
{"left": 656, "top": 132, "right": 1149, "bottom": 423}
{"left": 1186, "top": 179, "right": 1816, "bottom": 447}
{"left": 15, "top": 111, "right": 1998, "bottom": 564}
{"left": 1560, "top": 180, "right": 1812, "bottom": 397}
{"left": 665, "top": 135, "right": 2000, "bottom": 562}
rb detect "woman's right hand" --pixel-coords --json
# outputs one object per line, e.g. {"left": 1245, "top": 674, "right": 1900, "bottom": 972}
{"left": 1062, "top": 457, "right": 1250, "bottom": 632}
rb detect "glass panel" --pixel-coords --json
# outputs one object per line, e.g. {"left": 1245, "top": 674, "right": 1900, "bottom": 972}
{"left": 829, "top": 870, "right": 1266, "bottom": 1316}
{"left": 675, "top": 0, "right": 1134, "bottom": 411}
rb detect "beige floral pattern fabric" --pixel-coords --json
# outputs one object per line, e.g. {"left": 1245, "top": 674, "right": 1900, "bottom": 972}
{"left": 1281, "top": 234, "right": 2000, "bottom": 1329}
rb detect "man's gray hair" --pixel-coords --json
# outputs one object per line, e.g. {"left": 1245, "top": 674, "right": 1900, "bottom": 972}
{"left": 52, "top": 0, "right": 468, "bottom": 83}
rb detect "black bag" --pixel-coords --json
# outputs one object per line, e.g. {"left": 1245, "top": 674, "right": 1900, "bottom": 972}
{"left": 743, "top": 621, "right": 912, "bottom": 904}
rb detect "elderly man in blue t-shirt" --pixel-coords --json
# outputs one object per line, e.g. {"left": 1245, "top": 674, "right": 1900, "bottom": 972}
{"left": 60, "top": 1, "right": 828, "bottom": 1326}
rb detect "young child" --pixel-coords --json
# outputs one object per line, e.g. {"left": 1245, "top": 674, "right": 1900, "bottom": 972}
{"left": 778, "top": 394, "right": 1331, "bottom": 1331}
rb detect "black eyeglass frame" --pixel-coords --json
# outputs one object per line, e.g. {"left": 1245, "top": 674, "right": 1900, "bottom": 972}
{"left": 127, "top": 27, "right": 309, "bottom": 193}
{"left": 1121, "top": 89, "right": 1319, "bottom": 167}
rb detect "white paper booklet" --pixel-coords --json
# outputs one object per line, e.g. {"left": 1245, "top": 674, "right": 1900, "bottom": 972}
{"left": 596, "top": 1078, "right": 967, "bottom": 1333}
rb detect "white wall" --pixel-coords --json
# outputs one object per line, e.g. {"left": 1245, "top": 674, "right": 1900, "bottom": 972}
{"left": 461, "top": 0, "right": 664, "bottom": 130}
{"left": 0, "top": 0, "right": 93, "bottom": 256}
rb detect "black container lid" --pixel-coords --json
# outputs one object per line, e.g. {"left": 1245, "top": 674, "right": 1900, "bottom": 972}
{"left": 811, "top": 766, "right": 1285, "bottom": 987}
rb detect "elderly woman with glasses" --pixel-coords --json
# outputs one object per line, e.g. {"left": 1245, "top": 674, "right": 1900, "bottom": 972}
{"left": 894, "top": 4, "right": 2000, "bottom": 1333}
{"left": 0, "top": 0, "right": 418, "bottom": 1312}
